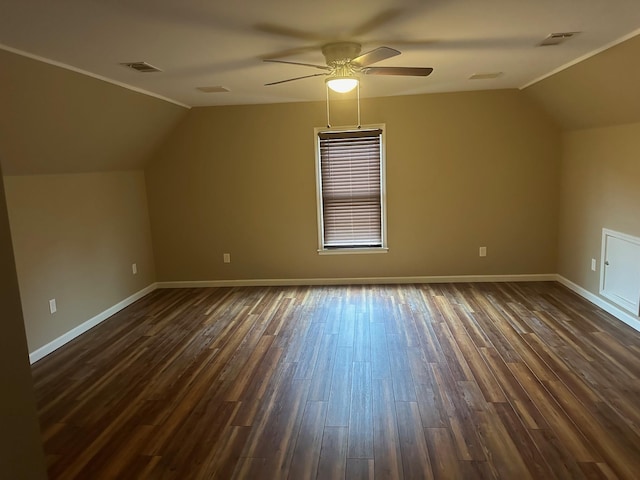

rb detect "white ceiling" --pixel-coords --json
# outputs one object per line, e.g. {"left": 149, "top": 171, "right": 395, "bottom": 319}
{"left": 2, "top": 0, "right": 640, "bottom": 108}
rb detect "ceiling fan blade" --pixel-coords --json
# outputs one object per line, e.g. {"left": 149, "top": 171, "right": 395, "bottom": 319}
{"left": 362, "top": 66, "right": 434, "bottom": 76}
{"left": 265, "top": 73, "right": 327, "bottom": 86}
{"left": 367, "top": 39, "right": 439, "bottom": 48}
{"left": 349, "top": 8, "right": 404, "bottom": 37}
{"left": 254, "top": 23, "right": 327, "bottom": 42}
{"left": 263, "top": 59, "right": 330, "bottom": 71}
{"left": 260, "top": 45, "right": 320, "bottom": 60}
{"left": 352, "top": 46, "right": 400, "bottom": 67}
{"left": 369, "top": 37, "right": 532, "bottom": 50}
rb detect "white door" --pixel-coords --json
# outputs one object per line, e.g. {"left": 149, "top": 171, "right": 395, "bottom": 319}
{"left": 600, "top": 229, "right": 640, "bottom": 315}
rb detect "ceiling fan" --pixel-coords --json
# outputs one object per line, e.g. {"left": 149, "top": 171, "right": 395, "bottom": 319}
{"left": 264, "top": 42, "right": 433, "bottom": 92}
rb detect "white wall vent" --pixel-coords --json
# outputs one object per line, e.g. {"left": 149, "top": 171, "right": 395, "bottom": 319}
{"left": 119, "top": 62, "right": 162, "bottom": 73}
{"left": 469, "top": 72, "right": 503, "bottom": 80}
{"left": 196, "top": 86, "right": 230, "bottom": 93}
{"left": 539, "top": 32, "right": 580, "bottom": 46}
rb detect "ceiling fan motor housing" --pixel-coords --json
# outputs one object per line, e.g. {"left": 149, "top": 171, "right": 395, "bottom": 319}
{"left": 322, "top": 42, "right": 362, "bottom": 65}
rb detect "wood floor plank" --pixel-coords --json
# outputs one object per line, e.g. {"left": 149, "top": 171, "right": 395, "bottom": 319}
{"left": 543, "top": 379, "right": 640, "bottom": 479}
{"left": 225, "top": 334, "right": 275, "bottom": 401}
{"left": 288, "top": 401, "right": 327, "bottom": 480}
{"left": 473, "top": 404, "right": 534, "bottom": 480}
{"left": 308, "top": 334, "right": 339, "bottom": 402}
{"left": 491, "top": 402, "right": 556, "bottom": 480}
{"left": 395, "top": 401, "right": 434, "bottom": 480}
{"left": 386, "top": 334, "right": 417, "bottom": 402}
{"left": 527, "top": 428, "right": 590, "bottom": 479}
{"left": 338, "top": 304, "right": 356, "bottom": 347}
{"left": 294, "top": 322, "right": 325, "bottom": 379}
{"left": 444, "top": 319, "right": 507, "bottom": 403}
{"left": 508, "top": 362, "right": 602, "bottom": 463}
{"left": 325, "top": 346, "right": 353, "bottom": 427}
{"left": 158, "top": 400, "right": 239, "bottom": 479}
{"left": 408, "top": 348, "right": 448, "bottom": 429}
{"left": 479, "top": 346, "right": 550, "bottom": 429}
{"left": 231, "top": 457, "right": 266, "bottom": 480}
{"left": 346, "top": 458, "right": 375, "bottom": 480}
{"left": 348, "top": 362, "right": 374, "bottom": 459}
{"left": 432, "top": 319, "right": 475, "bottom": 382}
{"left": 240, "top": 373, "right": 309, "bottom": 463}
{"left": 316, "top": 426, "right": 348, "bottom": 480}
{"left": 230, "top": 344, "right": 284, "bottom": 426}
{"left": 372, "top": 379, "right": 404, "bottom": 479}
{"left": 424, "top": 427, "right": 463, "bottom": 480}
{"left": 196, "top": 425, "right": 251, "bottom": 480}
{"left": 30, "top": 283, "right": 640, "bottom": 479}
{"left": 370, "top": 322, "right": 391, "bottom": 380}
{"left": 430, "top": 363, "right": 487, "bottom": 462}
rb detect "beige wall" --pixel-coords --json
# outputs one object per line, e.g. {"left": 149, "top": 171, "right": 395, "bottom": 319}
{"left": 0, "top": 48, "right": 188, "bottom": 175}
{"left": 558, "top": 123, "right": 640, "bottom": 302}
{"left": 0, "top": 163, "right": 47, "bottom": 478}
{"left": 4, "top": 171, "right": 156, "bottom": 352}
{"left": 0, "top": 48, "right": 186, "bottom": 355}
{"left": 146, "top": 89, "right": 561, "bottom": 282}
{"left": 524, "top": 34, "right": 640, "bottom": 322}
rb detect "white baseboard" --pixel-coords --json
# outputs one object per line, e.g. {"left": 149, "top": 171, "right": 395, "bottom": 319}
{"left": 157, "top": 273, "right": 557, "bottom": 289}
{"left": 29, "top": 283, "right": 158, "bottom": 364}
{"left": 556, "top": 275, "right": 640, "bottom": 333}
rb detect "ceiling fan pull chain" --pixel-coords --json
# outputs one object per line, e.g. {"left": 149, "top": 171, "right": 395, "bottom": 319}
{"left": 326, "top": 84, "right": 331, "bottom": 128}
{"left": 357, "top": 81, "right": 361, "bottom": 129}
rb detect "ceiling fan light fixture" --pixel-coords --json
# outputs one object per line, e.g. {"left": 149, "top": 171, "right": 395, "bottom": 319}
{"left": 326, "top": 76, "right": 359, "bottom": 93}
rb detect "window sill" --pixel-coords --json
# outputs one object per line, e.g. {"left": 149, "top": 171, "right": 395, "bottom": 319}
{"left": 317, "top": 247, "right": 389, "bottom": 255}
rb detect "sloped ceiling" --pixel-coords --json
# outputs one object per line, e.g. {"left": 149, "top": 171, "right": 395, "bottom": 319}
{"left": 2, "top": 30, "right": 640, "bottom": 176}
{"left": 2, "top": 0, "right": 640, "bottom": 107}
{"left": 524, "top": 33, "right": 640, "bottom": 130}
{"left": 0, "top": 49, "right": 188, "bottom": 175}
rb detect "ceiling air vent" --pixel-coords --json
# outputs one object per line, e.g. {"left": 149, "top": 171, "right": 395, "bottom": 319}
{"left": 196, "top": 86, "right": 230, "bottom": 93}
{"left": 119, "top": 62, "right": 162, "bottom": 73}
{"left": 469, "top": 72, "right": 503, "bottom": 80}
{"left": 539, "top": 32, "right": 580, "bottom": 46}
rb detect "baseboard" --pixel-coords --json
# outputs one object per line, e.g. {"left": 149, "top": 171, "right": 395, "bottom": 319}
{"left": 29, "top": 283, "right": 158, "bottom": 364}
{"left": 157, "top": 273, "right": 557, "bottom": 289}
{"left": 556, "top": 275, "right": 640, "bottom": 333}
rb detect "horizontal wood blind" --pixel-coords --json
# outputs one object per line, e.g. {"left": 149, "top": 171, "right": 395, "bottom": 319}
{"left": 319, "top": 129, "right": 383, "bottom": 247}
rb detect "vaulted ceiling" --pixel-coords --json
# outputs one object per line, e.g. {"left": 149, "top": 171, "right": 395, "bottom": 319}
{"left": 2, "top": 1, "right": 640, "bottom": 176}
{"left": 1, "top": 0, "right": 640, "bottom": 107}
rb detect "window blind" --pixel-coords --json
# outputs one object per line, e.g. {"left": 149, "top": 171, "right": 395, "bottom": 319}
{"left": 318, "top": 129, "right": 383, "bottom": 248}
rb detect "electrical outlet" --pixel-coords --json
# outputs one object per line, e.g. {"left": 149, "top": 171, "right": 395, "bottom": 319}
{"left": 591, "top": 258, "right": 597, "bottom": 271}
{"left": 223, "top": 253, "right": 231, "bottom": 263}
{"left": 479, "top": 246, "right": 487, "bottom": 257}
{"left": 132, "top": 263, "right": 138, "bottom": 275}
{"left": 49, "top": 299, "right": 57, "bottom": 314}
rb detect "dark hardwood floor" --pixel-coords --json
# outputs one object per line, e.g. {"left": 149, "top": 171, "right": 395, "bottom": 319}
{"left": 31, "top": 282, "right": 640, "bottom": 479}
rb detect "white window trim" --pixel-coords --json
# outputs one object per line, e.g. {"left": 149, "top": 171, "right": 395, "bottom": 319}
{"left": 314, "top": 124, "right": 388, "bottom": 255}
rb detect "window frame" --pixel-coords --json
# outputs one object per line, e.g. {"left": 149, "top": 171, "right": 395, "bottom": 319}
{"left": 314, "top": 124, "right": 388, "bottom": 255}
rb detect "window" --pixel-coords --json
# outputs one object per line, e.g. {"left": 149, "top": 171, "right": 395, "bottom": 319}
{"left": 315, "top": 126, "right": 387, "bottom": 253}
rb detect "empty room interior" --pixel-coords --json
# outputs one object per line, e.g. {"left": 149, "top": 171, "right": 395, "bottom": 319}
{"left": 2, "top": 1, "right": 640, "bottom": 479}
